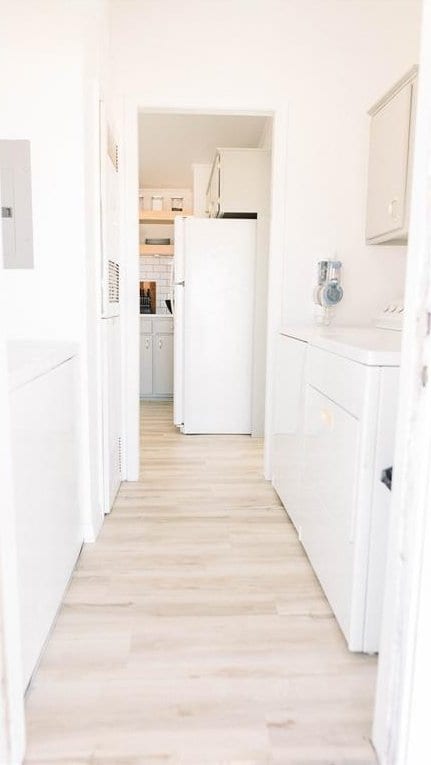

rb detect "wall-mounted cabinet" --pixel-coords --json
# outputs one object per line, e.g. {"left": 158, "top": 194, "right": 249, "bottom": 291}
{"left": 140, "top": 316, "right": 173, "bottom": 398}
{"left": 366, "top": 66, "right": 417, "bottom": 245}
{"left": 206, "top": 147, "right": 270, "bottom": 218}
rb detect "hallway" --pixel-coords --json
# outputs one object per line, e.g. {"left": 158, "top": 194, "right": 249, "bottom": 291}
{"left": 24, "top": 401, "right": 376, "bottom": 764}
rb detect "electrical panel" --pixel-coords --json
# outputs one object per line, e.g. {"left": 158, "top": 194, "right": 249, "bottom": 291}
{"left": 0, "top": 140, "right": 34, "bottom": 268}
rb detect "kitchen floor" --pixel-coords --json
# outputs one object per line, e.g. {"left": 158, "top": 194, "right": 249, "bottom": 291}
{"left": 24, "top": 400, "right": 377, "bottom": 764}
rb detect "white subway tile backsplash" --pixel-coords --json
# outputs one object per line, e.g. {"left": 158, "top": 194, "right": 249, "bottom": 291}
{"left": 140, "top": 254, "right": 173, "bottom": 314}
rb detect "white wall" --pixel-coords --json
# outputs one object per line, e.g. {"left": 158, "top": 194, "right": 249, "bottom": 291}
{"left": 0, "top": 0, "right": 109, "bottom": 540}
{"left": 109, "top": 0, "right": 421, "bottom": 327}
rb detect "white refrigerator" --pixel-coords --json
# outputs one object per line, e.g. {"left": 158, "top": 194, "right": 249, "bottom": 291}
{"left": 173, "top": 217, "right": 256, "bottom": 434}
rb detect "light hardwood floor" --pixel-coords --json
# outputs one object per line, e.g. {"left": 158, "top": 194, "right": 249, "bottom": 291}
{"left": 25, "top": 400, "right": 377, "bottom": 764}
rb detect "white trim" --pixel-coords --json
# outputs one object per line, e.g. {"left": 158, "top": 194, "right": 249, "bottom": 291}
{"left": 121, "top": 97, "right": 140, "bottom": 481}
{"left": 0, "top": 207, "right": 26, "bottom": 763}
{"left": 263, "top": 107, "right": 289, "bottom": 479}
{"left": 368, "top": 65, "right": 418, "bottom": 116}
{"left": 122, "top": 102, "right": 289, "bottom": 483}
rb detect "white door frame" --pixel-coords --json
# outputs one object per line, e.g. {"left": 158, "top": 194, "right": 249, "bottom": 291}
{"left": 0, "top": 217, "right": 26, "bottom": 763}
{"left": 373, "top": 2, "right": 431, "bottom": 761}
{"left": 120, "top": 101, "right": 289, "bottom": 482}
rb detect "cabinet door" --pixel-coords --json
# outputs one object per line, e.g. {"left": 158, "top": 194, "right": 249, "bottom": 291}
{"left": 219, "top": 149, "right": 269, "bottom": 216}
{"left": 206, "top": 153, "right": 220, "bottom": 217}
{"left": 140, "top": 333, "right": 153, "bottom": 397}
{"left": 301, "top": 385, "right": 360, "bottom": 645}
{"left": 366, "top": 81, "right": 413, "bottom": 242}
{"left": 153, "top": 333, "right": 173, "bottom": 397}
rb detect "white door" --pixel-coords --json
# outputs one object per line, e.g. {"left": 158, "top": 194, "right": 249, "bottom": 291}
{"left": 140, "top": 333, "right": 153, "bottom": 397}
{"left": 183, "top": 218, "right": 256, "bottom": 434}
{"left": 99, "top": 101, "right": 122, "bottom": 512}
{"left": 154, "top": 333, "right": 173, "bottom": 397}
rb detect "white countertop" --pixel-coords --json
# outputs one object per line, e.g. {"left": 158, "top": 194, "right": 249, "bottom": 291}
{"left": 7, "top": 340, "right": 77, "bottom": 391}
{"left": 280, "top": 325, "right": 402, "bottom": 366}
{"left": 140, "top": 313, "right": 173, "bottom": 318}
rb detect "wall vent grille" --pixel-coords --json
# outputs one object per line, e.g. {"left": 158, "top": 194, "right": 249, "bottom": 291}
{"left": 118, "top": 435, "right": 123, "bottom": 475}
{"left": 108, "top": 260, "right": 120, "bottom": 303}
{"left": 107, "top": 126, "right": 119, "bottom": 171}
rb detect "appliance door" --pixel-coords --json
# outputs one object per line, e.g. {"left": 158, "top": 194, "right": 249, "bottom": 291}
{"left": 183, "top": 218, "right": 256, "bottom": 434}
{"left": 272, "top": 334, "right": 307, "bottom": 532}
{"left": 173, "top": 217, "right": 185, "bottom": 426}
{"left": 301, "top": 384, "right": 360, "bottom": 648}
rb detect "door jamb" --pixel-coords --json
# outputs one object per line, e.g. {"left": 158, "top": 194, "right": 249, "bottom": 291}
{"left": 120, "top": 102, "right": 288, "bottom": 483}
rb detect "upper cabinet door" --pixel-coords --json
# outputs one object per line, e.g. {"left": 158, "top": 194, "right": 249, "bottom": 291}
{"left": 206, "top": 153, "right": 220, "bottom": 218}
{"left": 366, "top": 68, "right": 417, "bottom": 244}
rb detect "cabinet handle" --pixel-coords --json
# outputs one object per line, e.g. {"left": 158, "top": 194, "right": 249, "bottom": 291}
{"left": 158, "top": 338, "right": 163, "bottom": 349}
{"left": 320, "top": 409, "right": 334, "bottom": 429}
{"left": 388, "top": 198, "right": 399, "bottom": 219}
{"left": 145, "top": 338, "right": 150, "bottom": 350}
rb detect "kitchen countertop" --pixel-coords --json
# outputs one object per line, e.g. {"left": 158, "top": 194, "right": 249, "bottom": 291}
{"left": 7, "top": 340, "right": 77, "bottom": 391}
{"left": 280, "top": 324, "right": 402, "bottom": 366}
{"left": 140, "top": 313, "right": 173, "bottom": 318}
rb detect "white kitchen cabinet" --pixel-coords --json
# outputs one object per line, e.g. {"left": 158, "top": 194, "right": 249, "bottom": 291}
{"left": 153, "top": 333, "right": 174, "bottom": 396}
{"left": 140, "top": 316, "right": 173, "bottom": 398}
{"left": 140, "top": 333, "right": 153, "bottom": 396}
{"left": 192, "top": 163, "right": 212, "bottom": 217}
{"left": 206, "top": 148, "right": 270, "bottom": 218}
{"left": 366, "top": 66, "right": 417, "bottom": 244}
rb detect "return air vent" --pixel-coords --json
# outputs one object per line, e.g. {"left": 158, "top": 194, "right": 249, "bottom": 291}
{"left": 107, "top": 125, "right": 119, "bottom": 171}
{"left": 117, "top": 435, "right": 123, "bottom": 476}
{"left": 108, "top": 260, "right": 120, "bottom": 303}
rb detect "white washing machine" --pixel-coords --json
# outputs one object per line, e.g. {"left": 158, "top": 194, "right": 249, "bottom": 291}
{"left": 272, "top": 308, "right": 402, "bottom": 653}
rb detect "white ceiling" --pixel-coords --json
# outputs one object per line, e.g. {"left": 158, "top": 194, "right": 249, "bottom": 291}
{"left": 138, "top": 113, "right": 268, "bottom": 188}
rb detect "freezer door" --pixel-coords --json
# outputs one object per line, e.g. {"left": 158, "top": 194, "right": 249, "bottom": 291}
{"left": 183, "top": 218, "right": 256, "bottom": 434}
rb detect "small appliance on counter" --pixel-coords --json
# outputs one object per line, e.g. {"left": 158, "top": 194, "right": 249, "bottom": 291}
{"left": 171, "top": 196, "right": 184, "bottom": 212}
{"left": 140, "top": 280, "right": 156, "bottom": 314}
{"left": 313, "top": 259, "right": 343, "bottom": 325}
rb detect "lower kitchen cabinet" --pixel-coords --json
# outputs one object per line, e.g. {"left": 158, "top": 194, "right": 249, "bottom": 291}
{"left": 140, "top": 334, "right": 153, "bottom": 396}
{"left": 140, "top": 316, "right": 173, "bottom": 398}
{"left": 153, "top": 332, "right": 173, "bottom": 396}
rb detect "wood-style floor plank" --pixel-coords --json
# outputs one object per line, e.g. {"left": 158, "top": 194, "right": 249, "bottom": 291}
{"left": 24, "top": 400, "right": 377, "bottom": 764}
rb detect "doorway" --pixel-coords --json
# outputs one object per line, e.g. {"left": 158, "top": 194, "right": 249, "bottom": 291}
{"left": 135, "top": 111, "right": 274, "bottom": 442}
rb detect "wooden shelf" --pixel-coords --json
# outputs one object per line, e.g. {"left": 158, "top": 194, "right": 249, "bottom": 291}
{"left": 140, "top": 243, "right": 174, "bottom": 256}
{"left": 139, "top": 209, "right": 192, "bottom": 224}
